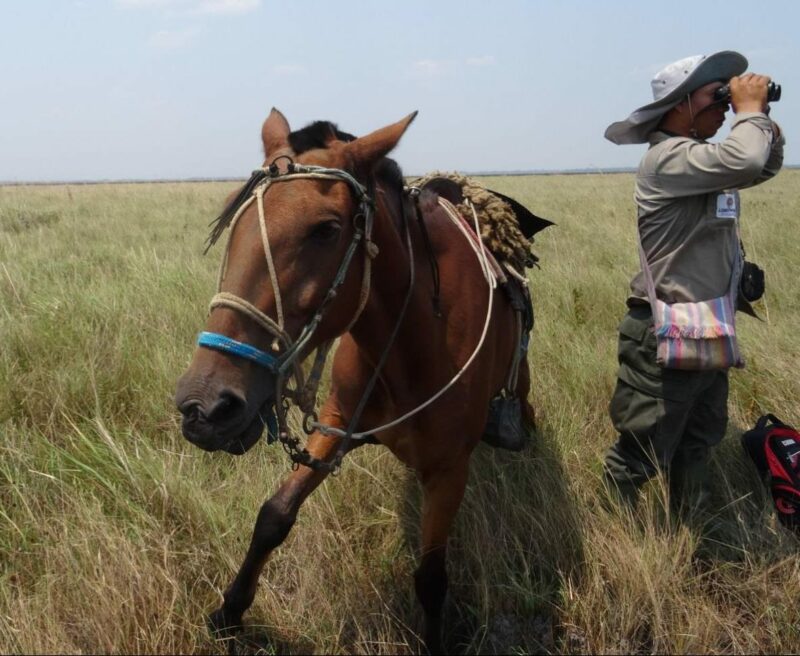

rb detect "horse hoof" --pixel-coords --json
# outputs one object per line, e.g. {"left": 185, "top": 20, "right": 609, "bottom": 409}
{"left": 207, "top": 607, "right": 243, "bottom": 639}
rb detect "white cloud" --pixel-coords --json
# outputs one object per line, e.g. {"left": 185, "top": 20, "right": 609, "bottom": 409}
{"left": 147, "top": 26, "right": 202, "bottom": 49}
{"left": 195, "top": 0, "right": 260, "bottom": 14}
{"left": 411, "top": 59, "right": 451, "bottom": 78}
{"left": 116, "top": 0, "right": 260, "bottom": 13}
{"left": 466, "top": 55, "right": 495, "bottom": 67}
{"left": 271, "top": 63, "right": 306, "bottom": 76}
{"left": 117, "top": 0, "right": 188, "bottom": 7}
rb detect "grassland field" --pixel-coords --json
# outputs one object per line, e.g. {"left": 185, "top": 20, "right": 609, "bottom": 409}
{"left": 1, "top": 170, "right": 799, "bottom": 654}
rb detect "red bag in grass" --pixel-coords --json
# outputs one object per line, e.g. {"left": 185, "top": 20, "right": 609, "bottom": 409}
{"left": 742, "top": 414, "right": 800, "bottom": 533}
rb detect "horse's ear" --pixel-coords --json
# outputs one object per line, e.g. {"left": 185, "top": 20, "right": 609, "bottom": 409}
{"left": 261, "top": 108, "right": 292, "bottom": 158}
{"left": 346, "top": 111, "right": 418, "bottom": 171}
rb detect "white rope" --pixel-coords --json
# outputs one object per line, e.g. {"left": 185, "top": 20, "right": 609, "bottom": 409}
{"left": 216, "top": 193, "right": 257, "bottom": 289}
{"left": 255, "top": 185, "right": 284, "bottom": 330}
{"left": 503, "top": 262, "right": 528, "bottom": 285}
{"left": 317, "top": 197, "right": 497, "bottom": 439}
{"left": 209, "top": 292, "right": 291, "bottom": 346}
{"left": 440, "top": 198, "right": 497, "bottom": 288}
{"left": 210, "top": 170, "right": 374, "bottom": 358}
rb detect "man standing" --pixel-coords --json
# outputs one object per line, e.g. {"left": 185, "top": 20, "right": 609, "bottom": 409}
{"left": 602, "top": 51, "right": 785, "bottom": 514}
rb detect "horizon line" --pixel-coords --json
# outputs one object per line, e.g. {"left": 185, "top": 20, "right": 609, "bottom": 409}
{"left": 2, "top": 164, "right": 798, "bottom": 187}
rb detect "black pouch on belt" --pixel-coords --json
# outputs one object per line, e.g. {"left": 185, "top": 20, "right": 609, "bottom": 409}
{"left": 738, "top": 261, "right": 765, "bottom": 318}
{"left": 740, "top": 261, "right": 765, "bottom": 302}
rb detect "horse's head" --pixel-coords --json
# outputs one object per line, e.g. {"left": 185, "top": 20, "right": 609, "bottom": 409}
{"left": 175, "top": 108, "right": 416, "bottom": 454}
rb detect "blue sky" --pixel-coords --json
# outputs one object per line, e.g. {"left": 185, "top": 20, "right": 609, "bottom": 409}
{"left": 1, "top": 0, "right": 797, "bottom": 182}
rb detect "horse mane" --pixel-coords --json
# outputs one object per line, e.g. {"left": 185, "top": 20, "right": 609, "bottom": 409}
{"left": 288, "top": 121, "right": 356, "bottom": 152}
{"left": 288, "top": 120, "right": 405, "bottom": 192}
{"left": 205, "top": 120, "right": 404, "bottom": 252}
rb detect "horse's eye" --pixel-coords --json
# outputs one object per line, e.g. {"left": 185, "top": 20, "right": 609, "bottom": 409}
{"left": 308, "top": 220, "right": 342, "bottom": 243}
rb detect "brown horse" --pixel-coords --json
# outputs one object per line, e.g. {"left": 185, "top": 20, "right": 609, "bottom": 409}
{"left": 175, "top": 108, "right": 534, "bottom": 653}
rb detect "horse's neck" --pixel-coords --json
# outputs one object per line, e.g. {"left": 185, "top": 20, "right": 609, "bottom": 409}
{"left": 371, "top": 186, "right": 412, "bottom": 290}
{"left": 349, "top": 185, "right": 420, "bottom": 353}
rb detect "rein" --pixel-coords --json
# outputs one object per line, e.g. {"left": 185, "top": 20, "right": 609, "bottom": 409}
{"left": 199, "top": 159, "right": 498, "bottom": 473}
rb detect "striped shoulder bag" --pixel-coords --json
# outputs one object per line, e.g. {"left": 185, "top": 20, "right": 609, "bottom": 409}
{"left": 638, "top": 228, "right": 744, "bottom": 371}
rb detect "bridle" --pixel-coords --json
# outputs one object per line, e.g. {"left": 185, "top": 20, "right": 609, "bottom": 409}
{"left": 199, "top": 156, "right": 413, "bottom": 472}
{"left": 203, "top": 158, "right": 377, "bottom": 378}
{"left": 198, "top": 156, "right": 498, "bottom": 473}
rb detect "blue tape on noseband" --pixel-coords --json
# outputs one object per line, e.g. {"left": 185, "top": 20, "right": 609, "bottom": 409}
{"left": 197, "top": 331, "right": 280, "bottom": 372}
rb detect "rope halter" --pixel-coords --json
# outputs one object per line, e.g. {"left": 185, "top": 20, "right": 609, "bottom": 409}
{"left": 198, "top": 158, "right": 379, "bottom": 458}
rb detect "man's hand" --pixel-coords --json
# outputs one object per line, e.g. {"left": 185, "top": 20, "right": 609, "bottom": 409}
{"left": 730, "top": 73, "right": 771, "bottom": 114}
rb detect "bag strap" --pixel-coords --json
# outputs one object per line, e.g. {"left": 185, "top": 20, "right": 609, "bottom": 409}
{"left": 757, "top": 413, "right": 789, "bottom": 430}
{"left": 636, "top": 229, "right": 659, "bottom": 315}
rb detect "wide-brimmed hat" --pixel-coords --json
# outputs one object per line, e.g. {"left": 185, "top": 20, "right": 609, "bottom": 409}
{"left": 605, "top": 50, "right": 748, "bottom": 145}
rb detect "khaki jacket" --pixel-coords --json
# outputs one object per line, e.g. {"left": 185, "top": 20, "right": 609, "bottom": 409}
{"left": 629, "top": 112, "right": 784, "bottom": 305}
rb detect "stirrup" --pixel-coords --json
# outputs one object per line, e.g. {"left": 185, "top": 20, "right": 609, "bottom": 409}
{"left": 481, "top": 391, "right": 532, "bottom": 451}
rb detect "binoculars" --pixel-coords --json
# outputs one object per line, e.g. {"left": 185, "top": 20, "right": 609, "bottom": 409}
{"left": 714, "top": 81, "right": 782, "bottom": 103}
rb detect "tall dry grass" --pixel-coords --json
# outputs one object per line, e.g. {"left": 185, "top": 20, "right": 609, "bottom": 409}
{"left": 1, "top": 172, "right": 799, "bottom": 653}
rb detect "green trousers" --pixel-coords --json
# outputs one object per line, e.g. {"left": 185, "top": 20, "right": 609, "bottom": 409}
{"left": 604, "top": 306, "right": 729, "bottom": 511}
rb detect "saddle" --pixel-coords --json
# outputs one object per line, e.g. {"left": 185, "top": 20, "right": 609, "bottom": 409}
{"left": 411, "top": 175, "right": 552, "bottom": 450}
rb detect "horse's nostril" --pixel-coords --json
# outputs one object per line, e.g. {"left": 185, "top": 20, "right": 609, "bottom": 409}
{"left": 179, "top": 399, "right": 203, "bottom": 421}
{"left": 205, "top": 391, "right": 246, "bottom": 425}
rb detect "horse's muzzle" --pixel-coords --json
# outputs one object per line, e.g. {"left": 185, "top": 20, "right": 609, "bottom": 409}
{"left": 176, "top": 387, "right": 269, "bottom": 455}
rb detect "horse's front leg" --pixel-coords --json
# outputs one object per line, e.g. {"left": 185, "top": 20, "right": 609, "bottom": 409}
{"left": 414, "top": 458, "right": 469, "bottom": 655}
{"left": 208, "top": 423, "right": 350, "bottom": 637}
